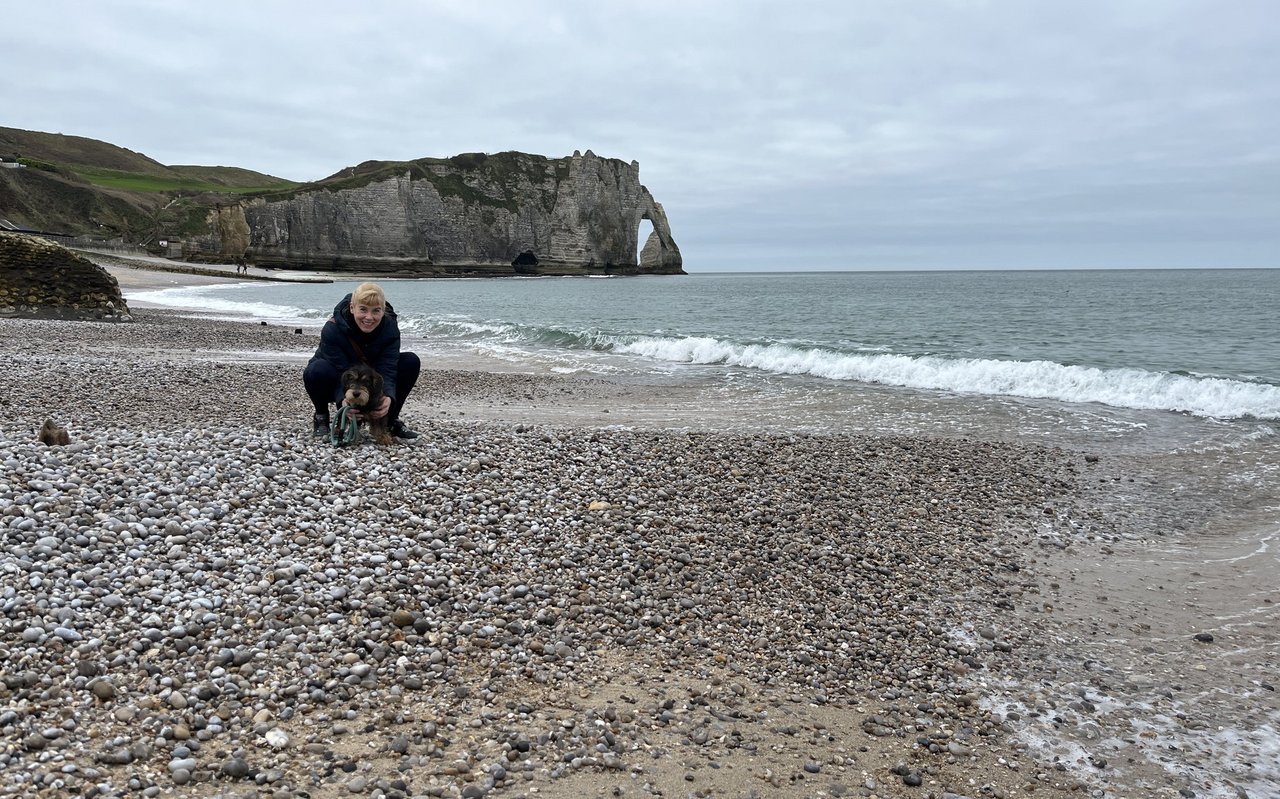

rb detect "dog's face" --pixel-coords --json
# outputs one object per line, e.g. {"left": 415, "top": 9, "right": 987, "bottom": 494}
{"left": 341, "top": 364, "right": 383, "bottom": 410}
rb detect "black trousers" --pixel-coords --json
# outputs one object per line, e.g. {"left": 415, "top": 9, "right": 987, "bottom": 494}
{"left": 304, "top": 352, "right": 421, "bottom": 422}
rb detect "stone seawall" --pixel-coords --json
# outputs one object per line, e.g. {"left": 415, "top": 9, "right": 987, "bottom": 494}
{"left": 0, "top": 232, "right": 130, "bottom": 320}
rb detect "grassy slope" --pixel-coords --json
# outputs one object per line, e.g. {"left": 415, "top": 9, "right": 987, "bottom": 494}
{"left": 0, "top": 126, "right": 171, "bottom": 175}
{"left": 0, "top": 127, "right": 298, "bottom": 238}
{"left": 0, "top": 126, "right": 295, "bottom": 188}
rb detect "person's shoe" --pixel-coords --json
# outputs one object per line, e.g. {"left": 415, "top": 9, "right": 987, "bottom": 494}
{"left": 388, "top": 419, "right": 419, "bottom": 440}
{"left": 312, "top": 411, "right": 330, "bottom": 438}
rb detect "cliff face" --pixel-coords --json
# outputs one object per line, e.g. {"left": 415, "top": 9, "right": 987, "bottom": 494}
{"left": 191, "top": 150, "right": 683, "bottom": 276}
{"left": 0, "top": 232, "right": 129, "bottom": 320}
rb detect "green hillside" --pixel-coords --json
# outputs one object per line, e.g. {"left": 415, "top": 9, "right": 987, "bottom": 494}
{"left": 0, "top": 126, "right": 171, "bottom": 175}
{"left": 0, "top": 126, "right": 298, "bottom": 243}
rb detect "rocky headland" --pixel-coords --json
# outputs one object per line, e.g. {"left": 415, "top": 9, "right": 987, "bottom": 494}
{"left": 189, "top": 151, "right": 684, "bottom": 277}
{"left": 1, "top": 127, "right": 683, "bottom": 278}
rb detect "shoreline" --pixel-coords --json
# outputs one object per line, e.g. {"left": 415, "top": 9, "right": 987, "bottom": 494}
{"left": 78, "top": 249, "right": 336, "bottom": 286}
{"left": 0, "top": 262, "right": 1274, "bottom": 798}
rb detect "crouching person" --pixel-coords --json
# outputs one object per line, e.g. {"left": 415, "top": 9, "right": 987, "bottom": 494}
{"left": 303, "top": 282, "right": 420, "bottom": 439}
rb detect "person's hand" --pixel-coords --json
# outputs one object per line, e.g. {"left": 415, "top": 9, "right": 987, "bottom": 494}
{"left": 341, "top": 396, "right": 391, "bottom": 419}
{"left": 340, "top": 400, "right": 362, "bottom": 420}
{"left": 368, "top": 396, "right": 392, "bottom": 419}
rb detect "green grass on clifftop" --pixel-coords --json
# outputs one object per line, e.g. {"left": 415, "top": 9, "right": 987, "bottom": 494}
{"left": 72, "top": 165, "right": 298, "bottom": 194}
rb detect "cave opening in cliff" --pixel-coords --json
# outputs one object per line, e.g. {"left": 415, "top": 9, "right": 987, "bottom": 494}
{"left": 512, "top": 250, "right": 539, "bottom": 273}
{"left": 636, "top": 218, "right": 654, "bottom": 265}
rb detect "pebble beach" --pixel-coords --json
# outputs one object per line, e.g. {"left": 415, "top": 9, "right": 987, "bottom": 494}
{"left": 1, "top": 267, "right": 1274, "bottom": 799}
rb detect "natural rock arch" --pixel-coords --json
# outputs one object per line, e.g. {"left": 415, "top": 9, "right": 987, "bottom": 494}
{"left": 636, "top": 189, "right": 681, "bottom": 273}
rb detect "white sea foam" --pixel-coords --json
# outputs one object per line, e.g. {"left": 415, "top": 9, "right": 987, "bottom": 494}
{"left": 126, "top": 286, "right": 321, "bottom": 326}
{"left": 613, "top": 336, "right": 1280, "bottom": 419}
{"left": 982, "top": 676, "right": 1280, "bottom": 799}
{"left": 415, "top": 318, "right": 524, "bottom": 340}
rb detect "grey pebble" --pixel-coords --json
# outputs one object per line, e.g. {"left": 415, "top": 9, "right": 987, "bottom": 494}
{"left": 221, "top": 757, "right": 250, "bottom": 778}
{"left": 168, "top": 757, "right": 198, "bottom": 773}
{"left": 53, "top": 627, "right": 82, "bottom": 642}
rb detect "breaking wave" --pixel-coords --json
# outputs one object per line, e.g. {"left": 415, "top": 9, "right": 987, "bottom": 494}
{"left": 608, "top": 335, "right": 1280, "bottom": 420}
{"left": 399, "top": 315, "right": 1279, "bottom": 420}
{"left": 127, "top": 286, "right": 325, "bottom": 325}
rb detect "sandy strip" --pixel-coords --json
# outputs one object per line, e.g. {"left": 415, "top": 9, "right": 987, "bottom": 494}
{"left": 77, "top": 251, "right": 334, "bottom": 306}
{"left": 105, "top": 266, "right": 238, "bottom": 292}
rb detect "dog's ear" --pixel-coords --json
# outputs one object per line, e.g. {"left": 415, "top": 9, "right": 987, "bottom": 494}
{"left": 371, "top": 370, "right": 384, "bottom": 395}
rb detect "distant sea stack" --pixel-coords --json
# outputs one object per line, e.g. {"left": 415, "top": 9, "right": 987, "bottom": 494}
{"left": 189, "top": 150, "right": 684, "bottom": 277}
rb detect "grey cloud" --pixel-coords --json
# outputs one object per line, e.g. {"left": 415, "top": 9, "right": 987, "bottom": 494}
{"left": 2, "top": 0, "right": 1277, "bottom": 269}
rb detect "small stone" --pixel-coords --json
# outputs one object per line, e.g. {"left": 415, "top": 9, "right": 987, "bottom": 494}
{"left": 903, "top": 772, "right": 923, "bottom": 786}
{"left": 97, "top": 747, "right": 134, "bottom": 765}
{"left": 390, "top": 610, "right": 416, "bottom": 627}
{"left": 1193, "top": 632, "right": 1214, "bottom": 643}
{"left": 222, "top": 757, "right": 250, "bottom": 779}
{"left": 91, "top": 680, "right": 116, "bottom": 701}
{"left": 263, "top": 728, "right": 289, "bottom": 749}
{"left": 168, "top": 757, "right": 197, "bottom": 773}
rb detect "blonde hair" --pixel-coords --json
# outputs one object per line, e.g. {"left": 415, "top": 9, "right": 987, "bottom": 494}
{"left": 351, "top": 282, "right": 386, "bottom": 309}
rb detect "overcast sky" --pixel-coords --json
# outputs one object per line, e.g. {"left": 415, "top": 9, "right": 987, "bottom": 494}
{"left": 4, "top": 0, "right": 1277, "bottom": 271}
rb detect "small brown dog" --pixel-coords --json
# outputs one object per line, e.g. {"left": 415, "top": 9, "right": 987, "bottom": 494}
{"left": 38, "top": 419, "right": 70, "bottom": 446}
{"left": 340, "top": 364, "right": 392, "bottom": 445}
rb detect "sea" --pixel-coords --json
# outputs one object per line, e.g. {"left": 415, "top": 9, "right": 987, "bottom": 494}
{"left": 128, "top": 267, "right": 1279, "bottom": 797}
{"left": 130, "top": 269, "right": 1280, "bottom": 454}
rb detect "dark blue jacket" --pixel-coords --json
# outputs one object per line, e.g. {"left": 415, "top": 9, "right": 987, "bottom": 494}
{"left": 309, "top": 294, "right": 403, "bottom": 402}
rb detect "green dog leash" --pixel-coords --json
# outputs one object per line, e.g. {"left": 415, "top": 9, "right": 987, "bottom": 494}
{"left": 330, "top": 405, "right": 360, "bottom": 447}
